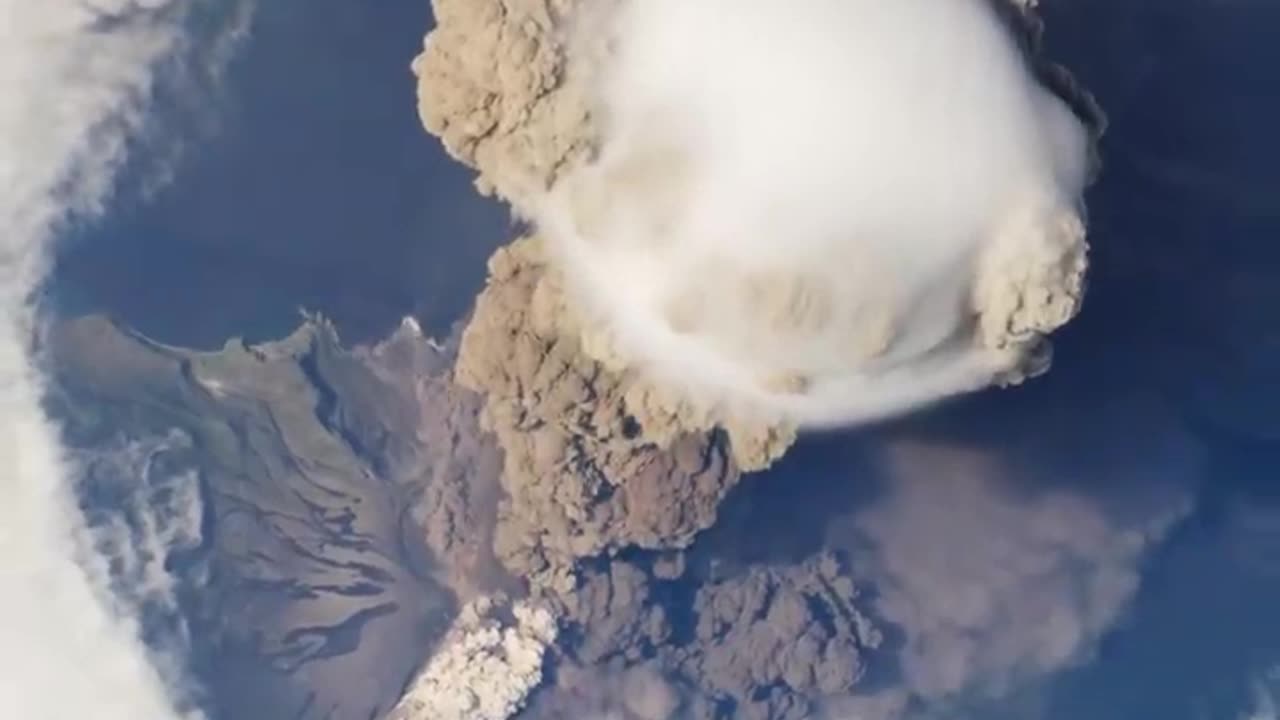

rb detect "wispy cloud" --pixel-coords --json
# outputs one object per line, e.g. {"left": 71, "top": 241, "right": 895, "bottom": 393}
{"left": 0, "top": 1, "right": 225, "bottom": 717}
{"left": 1239, "top": 666, "right": 1280, "bottom": 720}
{"left": 79, "top": 430, "right": 209, "bottom": 707}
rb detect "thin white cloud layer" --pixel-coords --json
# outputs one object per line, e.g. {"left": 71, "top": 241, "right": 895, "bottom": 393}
{"left": 536, "top": 0, "right": 1091, "bottom": 429}
{"left": 0, "top": 1, "right": 207, "bottom": 717}
{"left": 1243, "top": 667, "right": 1280, "bottom": 720}
{"left": 80, "top": 430, "right": 208, "bottom": 700}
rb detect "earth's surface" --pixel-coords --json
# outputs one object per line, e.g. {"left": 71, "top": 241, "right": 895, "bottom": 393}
{"left": 38, "top": 0, "right": 1280, "bottom": 719}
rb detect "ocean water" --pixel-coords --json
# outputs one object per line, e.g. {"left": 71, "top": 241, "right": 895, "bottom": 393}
{"left": 48, "top": 0, "right": 508, "bottom": 349}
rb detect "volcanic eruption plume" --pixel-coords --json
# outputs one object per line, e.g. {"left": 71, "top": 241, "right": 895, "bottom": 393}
{"left": 406, "top": 1, "right": 1102, "bottom": 716}
{"left": 534, "top": 0, "right": 1092, "bottom": 430}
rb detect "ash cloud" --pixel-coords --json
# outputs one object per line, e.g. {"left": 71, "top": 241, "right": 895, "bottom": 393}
{"left": 536, "top": 0, "right": 1093, "bottom": 430}
{"left": 411, "top": 0, "right": 1098, "bottom": 604}
{"left": 453, "top": 236, "right": 755, "bottom": 595}
{"left": 408, "top": 0, "right": 1110, "bottom": 718}
{"left": 819, "top": 396, "right": 1203, "bottom": 718}
{"left": 516, "top": 552, "right": 882, "bottom": 720}
{"left": 410, "top": 0, "right": 1098, "bottom": 604}
{"left": 392, "top": 596, "right": 558, "bottom": 720}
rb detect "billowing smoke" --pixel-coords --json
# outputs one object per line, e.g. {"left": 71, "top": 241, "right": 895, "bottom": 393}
{"left": 407, "top": 1, "right": 1107, "bottom": 718}
{"left": 820, "top": 396, "right": 1202, "bottom": 719}
{"left": 0, "top": 1, "right": 230, "bottom": 717}
{"left": 392, "top": 596, "right": 558, "bottom": 720}
{"left": 535, "top": 0, "right": 1091, "bottom": 428}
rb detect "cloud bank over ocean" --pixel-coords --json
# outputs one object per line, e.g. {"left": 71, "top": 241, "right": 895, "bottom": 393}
{"left": 0, "top": 2, "right": 243, "bottom": 716}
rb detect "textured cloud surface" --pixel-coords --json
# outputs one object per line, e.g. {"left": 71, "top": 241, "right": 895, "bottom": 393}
{"left": 77, "top": 431, "right": 207, "bottom": 697}
{"left": 0, "top": 1, "right": 205, "bottom": 717}
{"left": 408, "top": 0, "right": 1102, "bottom": 717}
{"left": 536, "top": 0, "right": 1091, "bottom": 429}
{"left": 411, "top": 0, "right": 1096, "bottom": 555}
{"left": 392, "top": 596, "right": 558, "bottom": 720}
